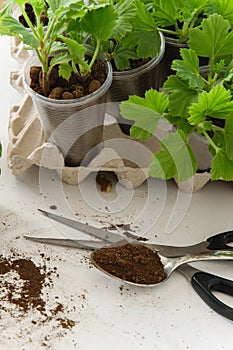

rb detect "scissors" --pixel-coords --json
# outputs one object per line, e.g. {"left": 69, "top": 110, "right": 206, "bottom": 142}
{"left": 24, "top": 209, "right": 233, "bottom": 321}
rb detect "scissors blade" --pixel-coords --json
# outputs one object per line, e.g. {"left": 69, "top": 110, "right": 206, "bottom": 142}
{"left": 24, "top": 235, "right": 110, "bottom": 250}
{"left": 38, "top": 209, "right": 212, "bottom": 257}
{"left": 38, "top": 209, "right": 129, "bottom": 244}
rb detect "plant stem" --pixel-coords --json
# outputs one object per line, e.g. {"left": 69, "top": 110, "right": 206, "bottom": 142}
{"left": 19, "top": 5, "right": 40, "bottom": 40}
{"left": 202, "top": 129, "right": 220, "bottom": 153}
{"left": 89, "top": 38, "right": 100, "bottom": 70}
{"left": 71, "top": 61, "right": 80, "bottom": 77}
{"left": 44, "top": 16, "right": 57, "bottom": 43}
{"left": 157, "top": 27, "right": 178, "bottom": 38}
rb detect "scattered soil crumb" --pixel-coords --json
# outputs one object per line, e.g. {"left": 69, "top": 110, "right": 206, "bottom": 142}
{"left": 0, "top": 251, "right": 77, "bottom": 348}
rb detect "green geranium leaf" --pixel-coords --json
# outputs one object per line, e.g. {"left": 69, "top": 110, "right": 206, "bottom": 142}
{"left": 149, "top": 149, "right": 177, "bottom": 180}
{"left": 14, "top": 0, "right": 27, "bottom": 7}
{"left": 81, "top": 5, "right": 118, "bottom": 41}
{"left": 120, "top": 89, "right": 168, "bottom": 137}
{"left": 30, "top": 0, "right": 45, "bottom": 19}
{"left": 211, "top": 149, "right": 233, "bottom": 180}
{"left": 166, "top": 116, "right": 193, "bottom": 134}
{"left": 59, "top": 36, "right": 90, "bottom": 73}
{"left": 50, "top": 41, "right": 67, "bottom": 54}
{"left": 50, "top": 52, "right": 70, "bottom": 67}
{"left": 1, "top": 0, "right": 15, "bottom": 14}
{"left": 209, "top": 130, "right": 224, "bottom": 156}
{"left": 113, "top": 44, "right": 137, "bottom": 71}
{"left": 152, "top": 0, "right": 210, "bottom": 40}
{"left": 164, "top": 75, "right": 199, "bottom": 117}
{"left": 152, "top": 0, "right": 182, "bottom": 27}
{"left": 188, "top": 85, "right": 233, "bottom": 125}
{"left": 123, "top": 1, "right": 161, "bottom": 58}
{"left": 188, "top": 14, "right": 233, "bottom": 59}
{"left": 130, "top": 126, "right": 153, "bottom": 140}
{"left": 211, "top": 0, "right": 233, "bottom": 28}
{"left": 0, "top": 15, "right": 38, "bottom": 47}
{"left": 144, "top": 88, "right": 168, "bottom": 112}
{"left": 171, "top": 48, "right": 204, "bottom": 89}
{"left": 46, "top": 0, "right": 79, "bottom": 14}
{"left": 60, "top": 36, "right": 86, "bottom": 61}
{"left": 224, "top": 116, "right": 233, "bottom": 160}
{"left": 149, "top": 130, "right": 197, "bottom": 182}
{"left": 61, "top": 2, "right": 86, "bottom": 21}
{"left": 58, "top": 63, "right": 73, "bottom": 80}
{"left": 113, "top": 0, "right": 136, "bottom": 41}
{"left": 187, "top": 0, "right": 211, "bottom": 9}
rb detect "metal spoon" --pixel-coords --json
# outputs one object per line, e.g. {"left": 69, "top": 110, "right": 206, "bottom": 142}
{"left": 90, "top": 245, "right": 233, "bottom": 287}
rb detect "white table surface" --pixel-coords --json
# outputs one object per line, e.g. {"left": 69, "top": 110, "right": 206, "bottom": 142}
{"left": 0, "top": 36, "right": 233, "bottom": 350}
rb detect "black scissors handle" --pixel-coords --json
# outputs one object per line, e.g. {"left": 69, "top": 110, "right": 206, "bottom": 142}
{"left": 207, "top": 230, "right": 233, "bottom": 251}
{"left": 191, "top": 271, "right": 233, "bottom": 321}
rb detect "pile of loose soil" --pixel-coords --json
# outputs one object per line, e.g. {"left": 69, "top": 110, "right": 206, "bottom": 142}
{"left": 0, "top": 256, "right": 47, "bottom": 313}
{"left": 0, "top": 252, "right": 75, "bottom": 329}
{"left": 91, "top": 243, "right": 167, "bottom": 285}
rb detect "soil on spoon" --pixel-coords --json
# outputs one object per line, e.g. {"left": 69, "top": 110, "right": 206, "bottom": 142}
{"left": 91, "top": 243, "right": 167, "bottom": 285}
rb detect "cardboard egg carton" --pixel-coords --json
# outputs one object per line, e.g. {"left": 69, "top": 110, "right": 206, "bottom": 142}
{"left": 8, "top": 38, "right": 212, "bottom": 192}
{"left": 8, "top": 94, "right": 212, "bottom": 192}
{"left": 7, "top": 94, "right": 158, "bottom": 188}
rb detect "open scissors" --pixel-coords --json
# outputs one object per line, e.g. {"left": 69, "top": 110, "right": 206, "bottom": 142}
{"left": 24, "top": 209, "right": 233, "bottom": 321}
{"left": 26, "top": 209, "right": 233, "bottom": 256}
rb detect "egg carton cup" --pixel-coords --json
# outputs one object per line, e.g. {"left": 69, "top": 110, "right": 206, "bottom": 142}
{"left": 8, "top": 38, "right": 212, "bottom": 192}
{"left": 10, "top": 36, "right": 31, "bottom": 64}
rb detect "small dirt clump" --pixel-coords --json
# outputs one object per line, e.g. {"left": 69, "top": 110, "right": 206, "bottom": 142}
{"left": 92, "top": 243, "right": 167, "bottom": 285}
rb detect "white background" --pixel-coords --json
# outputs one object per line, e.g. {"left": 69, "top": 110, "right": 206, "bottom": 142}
{"left": 0, "top": 36, "right": 233, "bottom": 350}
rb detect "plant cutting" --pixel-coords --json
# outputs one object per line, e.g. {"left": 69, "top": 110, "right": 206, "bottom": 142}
{"left": 120, "top": 14, "right": 233, "bottom": 182}
{"left": 0, "top": 0, "right": 118, "bottom": 166}
{"left": 147, "top": 0, "right": 211, "bottom": 42}
{"left": 100, "top": 0, "right": 162, "bottom": 71}
{"left": 143, "top": 0, "right": 233, "bottom": 87}
{"left": 86, "top": 0, "right": 165, "bottom": 134}
{"left": 140, "top": 0, "right": 213, "bottom": 86}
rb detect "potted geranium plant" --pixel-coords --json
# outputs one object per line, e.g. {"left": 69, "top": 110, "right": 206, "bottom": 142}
{"left": 85, "top": 0, "right": 165, "bottom": 134}
{"left": 0, "top": 0, "right": 118, "bottom": 166}
{"left": 141, "top": 0, "right": 212, "bottom": 86}
{"left": 144, "top": 0, "right": 233, "bottom": 87}
{"left": 120, "top": 14, "right": 233, "bottom": 182}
